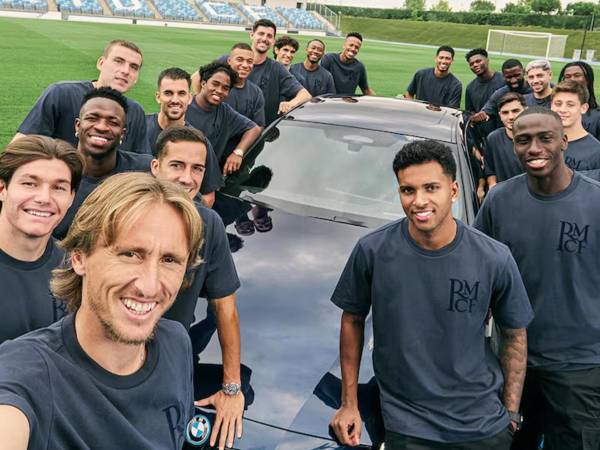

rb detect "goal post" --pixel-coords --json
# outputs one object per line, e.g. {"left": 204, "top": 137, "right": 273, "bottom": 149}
{"left": 486, "top": 29, "right": 568, "bottom": 59}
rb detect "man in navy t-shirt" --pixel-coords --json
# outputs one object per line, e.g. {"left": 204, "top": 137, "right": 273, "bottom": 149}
{"left": 0, "top": 136, "right": 83, "bottom": 344}
{"left": 151, "top": 126, "right": 243, "bottom": 450}
{"left": 321, "top": 32, "right": 374, "bottom": 96}
{"left": 52, "top": 87, "right": 155, "bottom": 240}
{"left": 524, "top": 60, "right": 553, "bottom": 108}
{"left": 14, "top": 40, "right": 147, "bottom": 154}
{"left": 475, "top": 106, "right": 600, "bottom": 450}
{"left": 186, "top": 62, "right": 261, "bottom": 175}
{"left": 330, "top": 140, "right": 533, "bottom": 449}
{"left": 485, "top": 92, "right": 526, "bottom": 188}
{"left": 145, "top": 67, "right": 223, "bottom": 207}
{"left": 290, "top": 39, "right": 336, "bottom": 97}
{"left": 0, "top": 171, "right": 203, "bottom": 448}
{"left": 551, "top": 80, "right": 600, "bottom": 171}
{"left": 405, "top": 45, "right": 462, "bottom": 109}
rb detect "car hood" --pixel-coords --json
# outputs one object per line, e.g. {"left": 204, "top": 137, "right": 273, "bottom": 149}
{"left": 192, "top": 195, "right": 384, "bottom": 449}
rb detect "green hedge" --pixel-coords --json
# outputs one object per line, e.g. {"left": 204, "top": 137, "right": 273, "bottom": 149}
{"left": 326, "top": 6, "right": 591, "bottom": 30}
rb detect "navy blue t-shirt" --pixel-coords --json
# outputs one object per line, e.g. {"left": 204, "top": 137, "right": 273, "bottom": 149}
{"left": 583, "top": 108, "right": 600, "bottom": 140}
{"left": 564, "top": 133, "right": 600, "bottom": 171}
{"left": 223, "top": 80, "right": 266, "bottom": 127}
{"left": 465, "top": 72, "right": 505, "bottom": 114}
{"left": 185, "top": 99, "right": 256, "bottom": 164}
{"left": 53, "top": 150, "right": 153, "bottom": 240}
{"left": 406, "top": 68, "right": 462, "bottom": 109}
{"left": 484, "top": 128, "right": 524, "bottom": 182}
{"left": 331, "top": 219, "right": 533, "bottom": 442}
{"left": 144, "top": 113, "right": 223, "bottom": 195}
{"left": 0, "top": 314, "right": 193, "bottom": 449}
{"left": 475, "top": 172, "right": 600, "bottom": 371}
{"left": 165, "top": 203, "right": 240, "bottom": 329}
{"left": 482, "top": 84, "right": 532, "bottom": 118}
{"left": 0, "top": 239, "right": 66, "bottom": 344}
{"left": 290, "top": 63, "right": 336, "bottom": 97}
{"left": 321, "top": 53, "right": 369, "bottom": 96}
{"left": 17, "top": 80, "right": 147, "bottom": 154}
{"left": 524, "top": 92, "right": 552, "bottom": 108}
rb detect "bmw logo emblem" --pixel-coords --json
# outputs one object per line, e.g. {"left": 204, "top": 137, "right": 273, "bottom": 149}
{"left": 186, "top": 414, "right": 211, "bottom": 446}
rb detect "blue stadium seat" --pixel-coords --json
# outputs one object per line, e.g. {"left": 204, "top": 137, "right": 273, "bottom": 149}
{"left": 106, "top": 0, "right": 154, "bottom": 17}
{"left": 7, "top": 0, "right": 47, "bottom": 10}
{"left": 240, "top": 4, "right": 285, "bottom": 28}
{"left": 276, "top": 6, "right": 324, "bottom": 30}
{"left": 153, "top": 0, "right": 198, "bottom": 20}
{"left": 198, "top": 1, "right": 244, "bottom": 24}
{"left": 56, "top": 0, "right": 103, "bottom": 14}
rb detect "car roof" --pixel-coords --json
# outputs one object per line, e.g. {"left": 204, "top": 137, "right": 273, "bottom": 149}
{"left": 284, "top": 96, "right": 462, "bottom": 144}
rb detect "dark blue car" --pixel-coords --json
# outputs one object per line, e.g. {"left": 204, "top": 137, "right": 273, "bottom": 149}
{"left": 191, "top": 96, "right": 477, "bottom": 449}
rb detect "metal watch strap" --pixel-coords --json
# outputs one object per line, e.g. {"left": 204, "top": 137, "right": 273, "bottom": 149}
{"left": 508, "top": 411, "right": 522, "bottom": 430}
{"left": 222, "top": 383, "right": 241, "bottom": 396}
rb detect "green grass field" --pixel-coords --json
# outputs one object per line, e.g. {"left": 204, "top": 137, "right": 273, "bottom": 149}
{"left": 1, "top": 16, "right": 597, "bottom": 148}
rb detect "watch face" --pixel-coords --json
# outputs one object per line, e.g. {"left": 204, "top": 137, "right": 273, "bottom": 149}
{"left": 223, "top": 383, "right": 241, "bottom": 395}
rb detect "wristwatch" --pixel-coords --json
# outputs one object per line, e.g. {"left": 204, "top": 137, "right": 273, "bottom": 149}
{"left": 508, "top": 411, "right": 523, "bottom": 431}
{"left": 222, "top": 383, "right": 242, "bottom": 396}
{"left": 233, "top": 149, "right": 244, "bottom": 158}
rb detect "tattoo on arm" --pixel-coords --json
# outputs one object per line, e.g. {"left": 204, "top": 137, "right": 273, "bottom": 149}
{"left": 499, "top": 328, "right": 527, "bottom": 412}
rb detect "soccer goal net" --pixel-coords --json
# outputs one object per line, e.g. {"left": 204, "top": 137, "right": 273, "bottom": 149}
{"left": 486, "top": 29, "right": 568, "bottom": 59}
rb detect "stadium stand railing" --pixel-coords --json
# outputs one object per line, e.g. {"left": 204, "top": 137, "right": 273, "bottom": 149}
{"left": 276, "top": 6, "right": 323, "bottom": 30}
{"left": 197, "top": 1, "right": 244, "bottom": 24}
{"left": 153, "top": 0, "right": 199, "bottom": 20}
{"left": 55, "top": 0, "right": 103, "bottom": 14}
{"left": 106, "top": 0, "right": 154, "bottom": 17}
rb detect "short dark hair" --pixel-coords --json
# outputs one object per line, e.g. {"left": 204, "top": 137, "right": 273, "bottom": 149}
{"left": 307, "top": 38, "right": 325, "bottom": 49}
{"left": 230, "top": 42, "right": 253, "bottom": 52}
{"left": 274, "top": 35, "right": 299, "bottom": 51}
{"left": 558, "top": 61, "right": 597, "bottom": 109}
{"left": 393, "top": 140, "right": 457, "bottom": 181}
{"left": 465, "top": 48, "right": 487, "bottom": 62}
{"left": 553, "top": 79, "right": 590, "bottom": 106}
{"left": 253, "top": 18, "right": 276, "bottom": 34}
{"left": 436, "top": 45, "right": 455, "bottom": 58}
{"left": 199, "top": 61, "right": 239, "bottom": 86}
{"left": 346, "top": 32, "right": 363, "bottom": 42}
{"left": 80, "top": 87, "right": 128, "bottom": 116}
{"left": 154, "top": 126, "right": 209, "bottom": 159}
{"left": 0, "top": 135, "right": 84, "bottom": 192}
{"left": 157, "top": 67, "right": 191, "bottom": 89}
{"left": 514, "top": 105, "right": 563, "bottom": 130}
{"left": 498, "top": 92, "right": 526, "bottom": 110}
{"left": 502, "top": 59, "right": 523, "bottom": 71}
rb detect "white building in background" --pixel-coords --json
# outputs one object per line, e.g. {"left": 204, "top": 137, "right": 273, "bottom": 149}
{"left": 319, "top": 0, "right": 575, "bottom": 13}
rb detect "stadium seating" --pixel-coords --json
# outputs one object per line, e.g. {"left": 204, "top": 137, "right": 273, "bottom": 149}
{"left": 240, "top": 4, "right": 286, "bottom": 28}
{"left": 153, "top": 0, "right": 199, "bottom": 20}
{"left": 106, "top": 0, "right": 153, "bottom": 17}
{"left": 2, "top": 0, "right": 47, "bottom": 10}
{"left": 198, "top": 1, "right": 244, "bottom": 24}
{"left": 276, "top": 6, "right": 323, "bottom": 30}
{"left": 56, "top": 0, "right": 103, "bottom": 14}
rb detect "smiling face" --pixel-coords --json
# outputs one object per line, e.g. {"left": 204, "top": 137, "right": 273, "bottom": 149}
{"left": 435, "top": 51, "right": 454, "bottom": 74}
{"left": 76, "top": 97, "right": 126, "bottom": 158}
{"left": 151, "top": 140, "right": 207, "bottom": 199}
{"left": 250, "top": 25, "right": 276, "bottom": 55}
{"left": 274, "top": 44, "right": 297, "bottom": 67}
{"left": 503, "top": 66, "right": 525, "bottom": 90}
{"left": 562, "top": 66, "right": 587, "bottom": 86}
{"left": 468, "top": 53, "right": 488, "bottom": 76}
{"left": 306, "top": 40, "right": 325, "bottom": 64}
{"left": 228, "top": 48, "right": 254, "bottom": 80}
{"left": 96, "top": 45, "right": 142, "bottom": 93}
{"left": 156, "top": 77, "right": 191, "bottom": 121}
{"left": 499, "top": 99, "right": 525, "bottom": 131}
{"left": 72, "top": 202, "right": 189, "bottom": 345}
{"left": 0, "top": 158, "right": 74, "bottom": 239}
{"left": 200, "top": 71, "right": 231, "bottom": 106}
{"left": 551, "top": 91, "right": 588, "bottom": 130}
{"left": 527, "top": 68, "right": 552, "bottom": 95}
{"left": 513, "top": 113, "right": 568, "bottom": 177}
{"left": 397, "top": 160, "right": 458, "bottom": 237}
{"left": 342, "top": 36, "right": 362, "bottom": 61}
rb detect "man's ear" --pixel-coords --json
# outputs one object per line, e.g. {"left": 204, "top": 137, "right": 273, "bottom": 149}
{"left": 71, "top": 250, "right": 87, "bottom": 277}
{"left": 96, "top": 55, "right": 105, "bottom": 72}
{"left": 150, "top": 159, "right": 160, "bottom": 177}
{"left": 0, "top": 179, "right": 7, "bottom": 203}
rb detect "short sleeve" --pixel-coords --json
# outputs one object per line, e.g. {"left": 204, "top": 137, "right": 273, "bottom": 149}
{"left": 448, "top": 80, "right": 462, "bottom": 109}
{"left": 325, "top": 71, "right": 336, "bottom": 95}
{"left": 358, "top": 64, "right": 369, "bottom": 92}
{"left": 483, "top": 142, "right": 496, "bottom": 177}
{"left": 330, "top": 242, "right": 372, "bottom": 317}
{"left": 278, "top": 64, "right": 303, "bottom": 100}
{"left": 121, "top": 101, "right": 148, "bottom": 154}
{"left": 473, "top": 195, "right": 495, "bottom": 238}
{"left": 320, "top": 54, "right": 332, "bottom": 72}
{"left": 406, "top": 73, "right": 418, "bottom": 96}
{"left": 465, "top": 85, "right": 475, "bottom": 114}
{"left": 200, "top": 211, "right": 240, "bottom": 299}
{"left": 482, "top": 89, "right": 501, "bottom": 115}
{"left": 0, "top": 341, "right": 52, "bottom": 446}
{"left": 490, "top": 253, "right": 534, "bottom": 329}
{"left": 17, "top": 84, "right": 61, "bottom": 136}
{"left": 227, "top": 105, "right": 256, "bottom": 138}
{"left": 200, "top": 141, "right": 224, "bottom": 194}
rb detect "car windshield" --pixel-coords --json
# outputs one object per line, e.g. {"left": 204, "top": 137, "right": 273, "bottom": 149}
{"left": 225, "top": 120, "right": 465, "bottom": 227}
